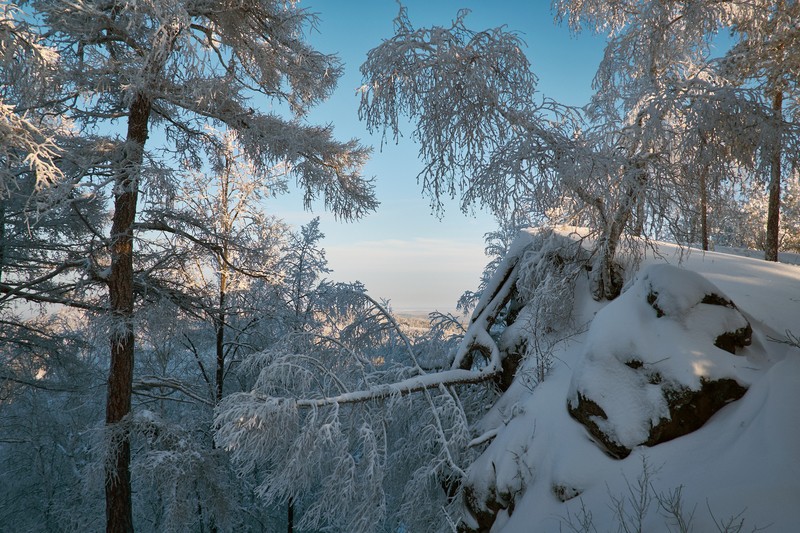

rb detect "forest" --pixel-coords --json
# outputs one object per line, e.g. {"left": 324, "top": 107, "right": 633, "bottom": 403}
{"left": 1, "top": 1, "right": 799, "bottom": 532}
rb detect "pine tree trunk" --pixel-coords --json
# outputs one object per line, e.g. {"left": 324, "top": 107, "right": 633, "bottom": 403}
{"left": 765, "top": 88, "right": 783, "bottom": 262}
{"left": 106, "top": 91, "right": 151, "bottom": 533}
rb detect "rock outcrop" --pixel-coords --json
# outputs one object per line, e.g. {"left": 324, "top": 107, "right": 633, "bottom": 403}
{"left": 568, "top": 264, "right": 752, "bottom": 459}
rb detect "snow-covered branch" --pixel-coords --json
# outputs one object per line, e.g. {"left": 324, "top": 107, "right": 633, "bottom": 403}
{"left": 242, "top": 367, "right": 498, "bottom": 410}
{"left": 133, "top": 376, "right": 213, "bottom": 406}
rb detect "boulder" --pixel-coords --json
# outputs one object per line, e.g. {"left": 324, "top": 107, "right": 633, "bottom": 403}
{"left": 567, "top": 264, "right": 752, "bottom": 459}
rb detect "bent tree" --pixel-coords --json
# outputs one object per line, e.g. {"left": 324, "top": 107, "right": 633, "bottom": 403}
{"left": 10, "top": 1, "right": 376, "bottom": 530}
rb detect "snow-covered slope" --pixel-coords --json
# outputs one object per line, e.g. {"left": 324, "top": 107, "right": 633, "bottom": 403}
{"left": 471, "top": 238, "right": 800, "bottom": 532}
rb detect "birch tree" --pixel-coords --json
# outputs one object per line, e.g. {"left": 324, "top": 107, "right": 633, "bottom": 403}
{"left": 155, "top": 130, "right": 289, "bottom": 404}
{"left": 7, "top": 1, "right": 377, "bottom": 530}
{"left": 558, "top": 0, "right": 800, "bottom": 261}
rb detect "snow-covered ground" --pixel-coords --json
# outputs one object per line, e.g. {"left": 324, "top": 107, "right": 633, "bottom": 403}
{"left": 471, "top": 238, "right": 800, "bottom": 532}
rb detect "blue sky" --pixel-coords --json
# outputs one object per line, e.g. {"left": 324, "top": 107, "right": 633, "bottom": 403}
{"left": 264, "top": 1, "right": 606, "bottom": 313}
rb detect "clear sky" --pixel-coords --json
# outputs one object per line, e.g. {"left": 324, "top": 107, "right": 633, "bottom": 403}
{"left": 264, "top": 1, "right": 606, "bottom": 313}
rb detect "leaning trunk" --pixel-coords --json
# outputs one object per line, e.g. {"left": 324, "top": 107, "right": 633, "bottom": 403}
{"left": 591, "top": 163, "right": 646, "bottom": 301}
{"left": 765, "top": 88, "right": 783, "bottom": 262}
{"left": 105, "top": 92, "right": 151, "bottom": 533}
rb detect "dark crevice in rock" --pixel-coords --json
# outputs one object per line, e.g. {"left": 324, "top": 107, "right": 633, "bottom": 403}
{"left": 701, "top": 293, "right": 736, "bottom": 308}
{"left": 569, "top": 378, "right": 748, "bottom": 461}
{"left": 714, "top": 324, "right": 752, "bottom": 354}
{"left": 647, "top": 291, "right": 665, "bottom": 317}
{"left": 460, "top": 480, "right": 516, "bottom": 533}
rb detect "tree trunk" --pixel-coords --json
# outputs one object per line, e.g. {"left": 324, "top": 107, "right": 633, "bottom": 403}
{"left": 700, "top": 167, "right": 709, "bottom": 251}
{"left": 633, "top": 190, "right": 645, "bottom": 237}
{"left": 765, "top": 88, "right": 783, "bottom": 262}
{"left": 215, "top": 160, "right": 231, "bottom": 405}
{"left": 591, "top": 163, "right": 646, "bottom": 301}
{"left": 697, "top": 134, "right": 710, "bottom": 251}
{"left": 215, "top": 264, "right": 227, "bottom": 404}
{"left": 105, "top": 92, "right": 151, "bottom": 533}
{"left": 287, "top": 498, "right": 294, "bottom": 533}
{"left": 0, "top": 199, "right": 5, "bottom": 285}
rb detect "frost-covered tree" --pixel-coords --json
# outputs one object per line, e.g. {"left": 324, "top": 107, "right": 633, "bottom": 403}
{"left": 0, "top": 310, "right": 106, "bottom": 532}
{"left": 555, "top": 1, "right": 728, "bottom": 269}
{"left": 359, "top": 7, "right": 579, "bottom": 220}
{"left": 215, "top": 284, "right": 494, "bottom": 533}
{"left": 0, "top": 5, "right": 64, "bottom": 200}
{"left": 4, "top": 1, "right": 377, "bottom": 530}
{"left": 143, "top": 130, "right": 290, "bottom": 404}
{"left": 0, "top": 5, "right": 86, "bottom": 301}
{"left": 557, "top": 0, "right": 800, "bottom": 261}
{"left": 277, "top": 217, "right": 330, "bottom": 328}
{"left": 721, "top": 0, "right": 800, "bottom": 261}
{"left": 358, "top": 7, "right": 628, "bottom": 295}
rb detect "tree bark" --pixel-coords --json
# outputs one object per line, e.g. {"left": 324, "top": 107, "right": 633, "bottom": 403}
{"left": 105, "top": 91, "right": 151, "bottom": 533}
{"left": 591, "top": 162, "right": 646, "bottom": 301}
{"left": 765, "top": 88, "right": 783, "bottom": 262}
{"left": 698, "top": 134, "right": 710, "bottom": 251}
{"left": 0, "top": 199, "right": 6, "bottom": 285}
{"left": 287, "top": 499, "right": 294, "bottom": 533}
{"left": 215, "top": 158, "right": 232, "bottom": 404}
{"left": 215, "top": 264, "right": 227, "bottom": 404}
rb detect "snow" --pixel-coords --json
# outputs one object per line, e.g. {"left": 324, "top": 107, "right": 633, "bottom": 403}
{"left": 566, "top": 263, "right": 761, "bottom": 450}
{"left": 474, "top": 238, "right": 800, "bottom": 532}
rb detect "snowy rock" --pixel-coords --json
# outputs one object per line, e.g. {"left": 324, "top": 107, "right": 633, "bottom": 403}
{"left": 643, "top": 264, "right": 752, "bottom": 353}
{"left": 461, "top": 480, "right": 517, "bottom": 533}
{"left": 567, "top": 264, "right": 752, "bottom": 459}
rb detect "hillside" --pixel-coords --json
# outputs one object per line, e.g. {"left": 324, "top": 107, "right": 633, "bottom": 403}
{"left": 462, "top": 232, "right": 800, "bottom": 532}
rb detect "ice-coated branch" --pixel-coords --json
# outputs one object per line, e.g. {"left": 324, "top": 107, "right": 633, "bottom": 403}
{"left": 423, "top": 386, "right": 467, "bottom": 478}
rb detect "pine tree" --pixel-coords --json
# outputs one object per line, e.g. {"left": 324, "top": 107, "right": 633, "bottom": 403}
{"left": 4, "top": 1, "right": 377, "bottom": 529}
